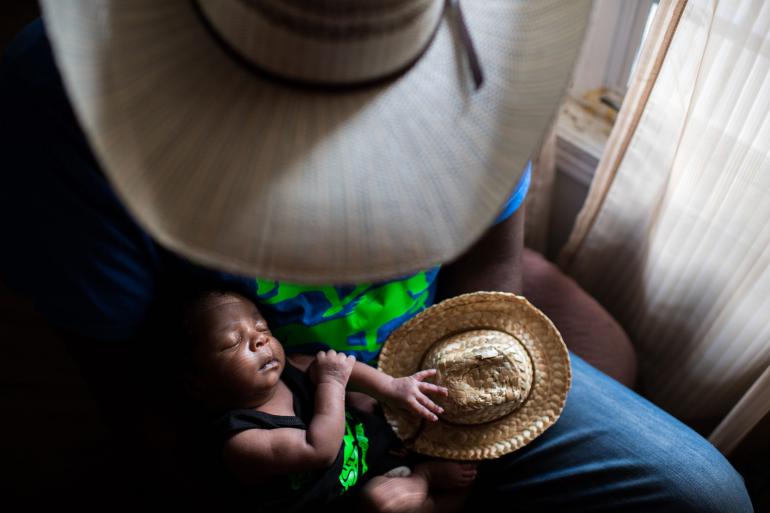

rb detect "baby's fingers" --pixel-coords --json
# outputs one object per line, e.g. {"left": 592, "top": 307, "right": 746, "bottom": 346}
{"left": 409, "top": 397, "right": 439, "bottom": 422}
{"left": 416, "top": 393, "right": 444, "bottom": 417}
{"left": 458, "top": 474, "right": 477, "bottom": 487}
{"left": 411, "top": 369, "right": 438, "bottom": 382}
{"left": 458, "top": 462, "right": 478, "bottom": 484}
{"left": 418, "top": 381, "right": 449, "bottom": 397}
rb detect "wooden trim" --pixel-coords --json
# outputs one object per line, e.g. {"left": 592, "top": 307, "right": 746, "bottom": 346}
{"left": 557, "top": 0, "right": 688, "bottom": 271}
{"left": 569, "top": 0, "right": 657, "bottom": 98}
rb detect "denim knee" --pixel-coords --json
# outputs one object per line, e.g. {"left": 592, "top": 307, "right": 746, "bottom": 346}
{"left": 648, "top": 438, "right": 753, "bottom": 513}
{"left": 470, "top": 355, "right": 755, "bottom": 513}
{"left": 563, "top": 354, "right": 754, "bottom": 513}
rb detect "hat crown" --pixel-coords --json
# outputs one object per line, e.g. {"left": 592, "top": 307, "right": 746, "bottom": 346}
{"left": 422, "top": 329, "right": 534, "bottom": 425}
{"left": 197, "top": 0, "right": 444, "bottom": 84}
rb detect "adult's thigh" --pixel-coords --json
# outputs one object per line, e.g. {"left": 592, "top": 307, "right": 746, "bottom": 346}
{"left": 472, "top": 354, "right": 753, "bottom": 513}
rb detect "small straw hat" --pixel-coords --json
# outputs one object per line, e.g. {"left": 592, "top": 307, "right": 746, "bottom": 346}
{"left": 40, "top": 0, "right": 592, "bottom": 283}
{"left": 378, "top": 292, "right": 570, "bottom": 460}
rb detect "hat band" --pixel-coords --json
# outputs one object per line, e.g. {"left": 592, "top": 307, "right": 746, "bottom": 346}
{"left": 192, "top": 0, "right": 483, "bottom": 90}
{"left": 240, "top": 0, "right": 435, "bottom": 41}
{"left": 446, "top": 0, "right": 483, "bottom": 89}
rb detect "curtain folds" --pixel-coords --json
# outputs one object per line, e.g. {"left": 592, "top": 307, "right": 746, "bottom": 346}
{"left": 559, "top": 0, "right": 770, "bottom": 452}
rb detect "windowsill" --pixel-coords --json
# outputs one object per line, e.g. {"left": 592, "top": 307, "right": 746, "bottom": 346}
{"left": 555, "top": 94, "right": 615, "bottom": 186}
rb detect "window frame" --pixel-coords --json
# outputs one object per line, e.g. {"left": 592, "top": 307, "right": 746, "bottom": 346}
{"left": 569, "top": 0, "right": 659, "bottom": 99}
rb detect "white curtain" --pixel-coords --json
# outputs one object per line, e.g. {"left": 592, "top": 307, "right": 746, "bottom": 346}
{"left": 559, "top": 0, "right": 770, "bottom": 451}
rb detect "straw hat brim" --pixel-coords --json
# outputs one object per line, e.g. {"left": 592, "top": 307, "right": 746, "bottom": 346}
{"left": 378, "top": 292, "right": 571, "bottom": 460}
{"left": 40, "top": 1, "right": 592, "bottom": 284}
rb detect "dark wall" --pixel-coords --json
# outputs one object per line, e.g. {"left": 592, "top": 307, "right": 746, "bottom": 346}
{"left": 2, "top": 1, "right": 39, "bottom": 52}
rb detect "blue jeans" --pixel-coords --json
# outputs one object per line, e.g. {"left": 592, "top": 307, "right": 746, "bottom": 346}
{"left": 471, "top": 353, "right": 754, "bottom": 512}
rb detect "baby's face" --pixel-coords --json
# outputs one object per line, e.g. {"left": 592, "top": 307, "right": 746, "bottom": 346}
{"left": 192, "top": 293, "right": 285, "bottom": 406}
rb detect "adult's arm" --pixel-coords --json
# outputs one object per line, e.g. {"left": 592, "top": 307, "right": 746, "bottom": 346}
{"left": 0, "top": 19, "right": 162, "bottom": 342}
{"left": 436, "top": 205, "right": 525, "bottom": 300}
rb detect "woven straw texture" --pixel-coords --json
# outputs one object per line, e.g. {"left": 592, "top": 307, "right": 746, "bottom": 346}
{"left": 378, "top": 292, "right": 570, "bottom": 460}
{"left": 39, "top": 0, "right": 592, "bottom": 284}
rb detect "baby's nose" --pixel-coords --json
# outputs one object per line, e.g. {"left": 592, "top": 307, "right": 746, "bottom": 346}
{"left": 251, "top": 331, "right": 269, "bottom": 348}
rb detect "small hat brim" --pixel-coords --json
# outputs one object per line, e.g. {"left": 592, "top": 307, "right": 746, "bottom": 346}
{"left": 378, "top": 292, "right": 571, "bottom": 460}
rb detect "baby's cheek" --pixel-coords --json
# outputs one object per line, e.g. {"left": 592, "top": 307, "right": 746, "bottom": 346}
{"left": 210, "top": 356, "right": 245, "bottom": 384}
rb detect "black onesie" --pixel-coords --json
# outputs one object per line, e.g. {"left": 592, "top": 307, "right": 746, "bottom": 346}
{"left": 206, "top": 362, "right": 405, "bottom": 512}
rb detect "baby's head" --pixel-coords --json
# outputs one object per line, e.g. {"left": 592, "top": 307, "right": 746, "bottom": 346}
{"left": 184, "top": 291, "right": 285, "bottom": 409}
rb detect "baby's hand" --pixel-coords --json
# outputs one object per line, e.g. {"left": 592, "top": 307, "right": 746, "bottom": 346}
{"left": 309, "top": 350, "right": 356, "bottom": 387}
{"left": 383, "top": 369, "right": 448, "bottom": 422}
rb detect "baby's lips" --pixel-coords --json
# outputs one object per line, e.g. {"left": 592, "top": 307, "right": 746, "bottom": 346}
{"left": 257, "top": 348, "right": 277, "bottom": 371}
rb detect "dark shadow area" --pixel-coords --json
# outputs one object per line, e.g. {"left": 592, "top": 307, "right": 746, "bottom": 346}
{"left": 1, "top": 1, "right": 37, "bottom": 52}
{"left": 0, "top": 279, "right": 199, "bottom": 505}
{"left": 731, "top": 411, "right": 770, "bottom": 513}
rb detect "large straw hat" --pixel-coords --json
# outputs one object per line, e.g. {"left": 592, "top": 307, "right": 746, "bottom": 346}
{"left": 40, "top": 0, "right": 592, "bottom": 283}
{"left": 378, "top": 292, "right": 570, "bottom": 460}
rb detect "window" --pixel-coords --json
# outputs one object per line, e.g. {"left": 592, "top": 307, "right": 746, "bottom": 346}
{"left": 570, "top": 0, "right": 660, "bottom": 100}
{"left": 547, "top": 1, "right": 660, "bottom": 257}
{"left": 556, "top": 0, "right": 661, "bottom": 183}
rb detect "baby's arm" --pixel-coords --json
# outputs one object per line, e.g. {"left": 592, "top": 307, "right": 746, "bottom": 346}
{"left": 221, "top": 350, "right": 356, "bottom": 485}
{"left": 348, "top": 362, "right": 449, "bottom": 422}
